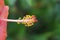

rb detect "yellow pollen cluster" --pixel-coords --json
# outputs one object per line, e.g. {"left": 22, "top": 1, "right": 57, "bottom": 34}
{"left": 22, "top": 15, "right": 34, "bottom": 27}
{"left": 17, "top": 17, "right": 21, "bottom": 24}
{"left": 17, "top": 15, "right": 37, "bottom": 27}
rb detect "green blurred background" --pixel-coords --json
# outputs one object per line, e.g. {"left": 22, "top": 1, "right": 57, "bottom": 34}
{"left": 4, "top": 0, "right": 60, "bottom": 40}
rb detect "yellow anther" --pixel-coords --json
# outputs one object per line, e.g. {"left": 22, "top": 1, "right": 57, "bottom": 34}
{"left": 17, "top": 17, "right": 21, "bottom": 24}
{"left": 22, "top": 15, "right": 35, "bottom": 27}
{"left": 26, "top": 15, "right": 32, "bottom": 18}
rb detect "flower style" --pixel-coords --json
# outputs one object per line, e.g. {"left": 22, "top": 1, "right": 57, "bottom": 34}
{"left": 2, "top": 15, "right": 38, "bottom": 27}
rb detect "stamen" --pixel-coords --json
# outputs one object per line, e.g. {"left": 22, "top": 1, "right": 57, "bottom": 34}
{"left": 0, "top": 15, "right": 38, "bottom": 27}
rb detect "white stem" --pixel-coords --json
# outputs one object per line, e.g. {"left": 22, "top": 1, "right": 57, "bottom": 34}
{"left": 1, "top": 19, "right": 29, "bottom": 22}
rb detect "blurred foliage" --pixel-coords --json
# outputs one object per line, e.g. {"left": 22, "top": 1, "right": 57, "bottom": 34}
{"left": 4, "top": 0, "right": 60, "bottom": 40}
